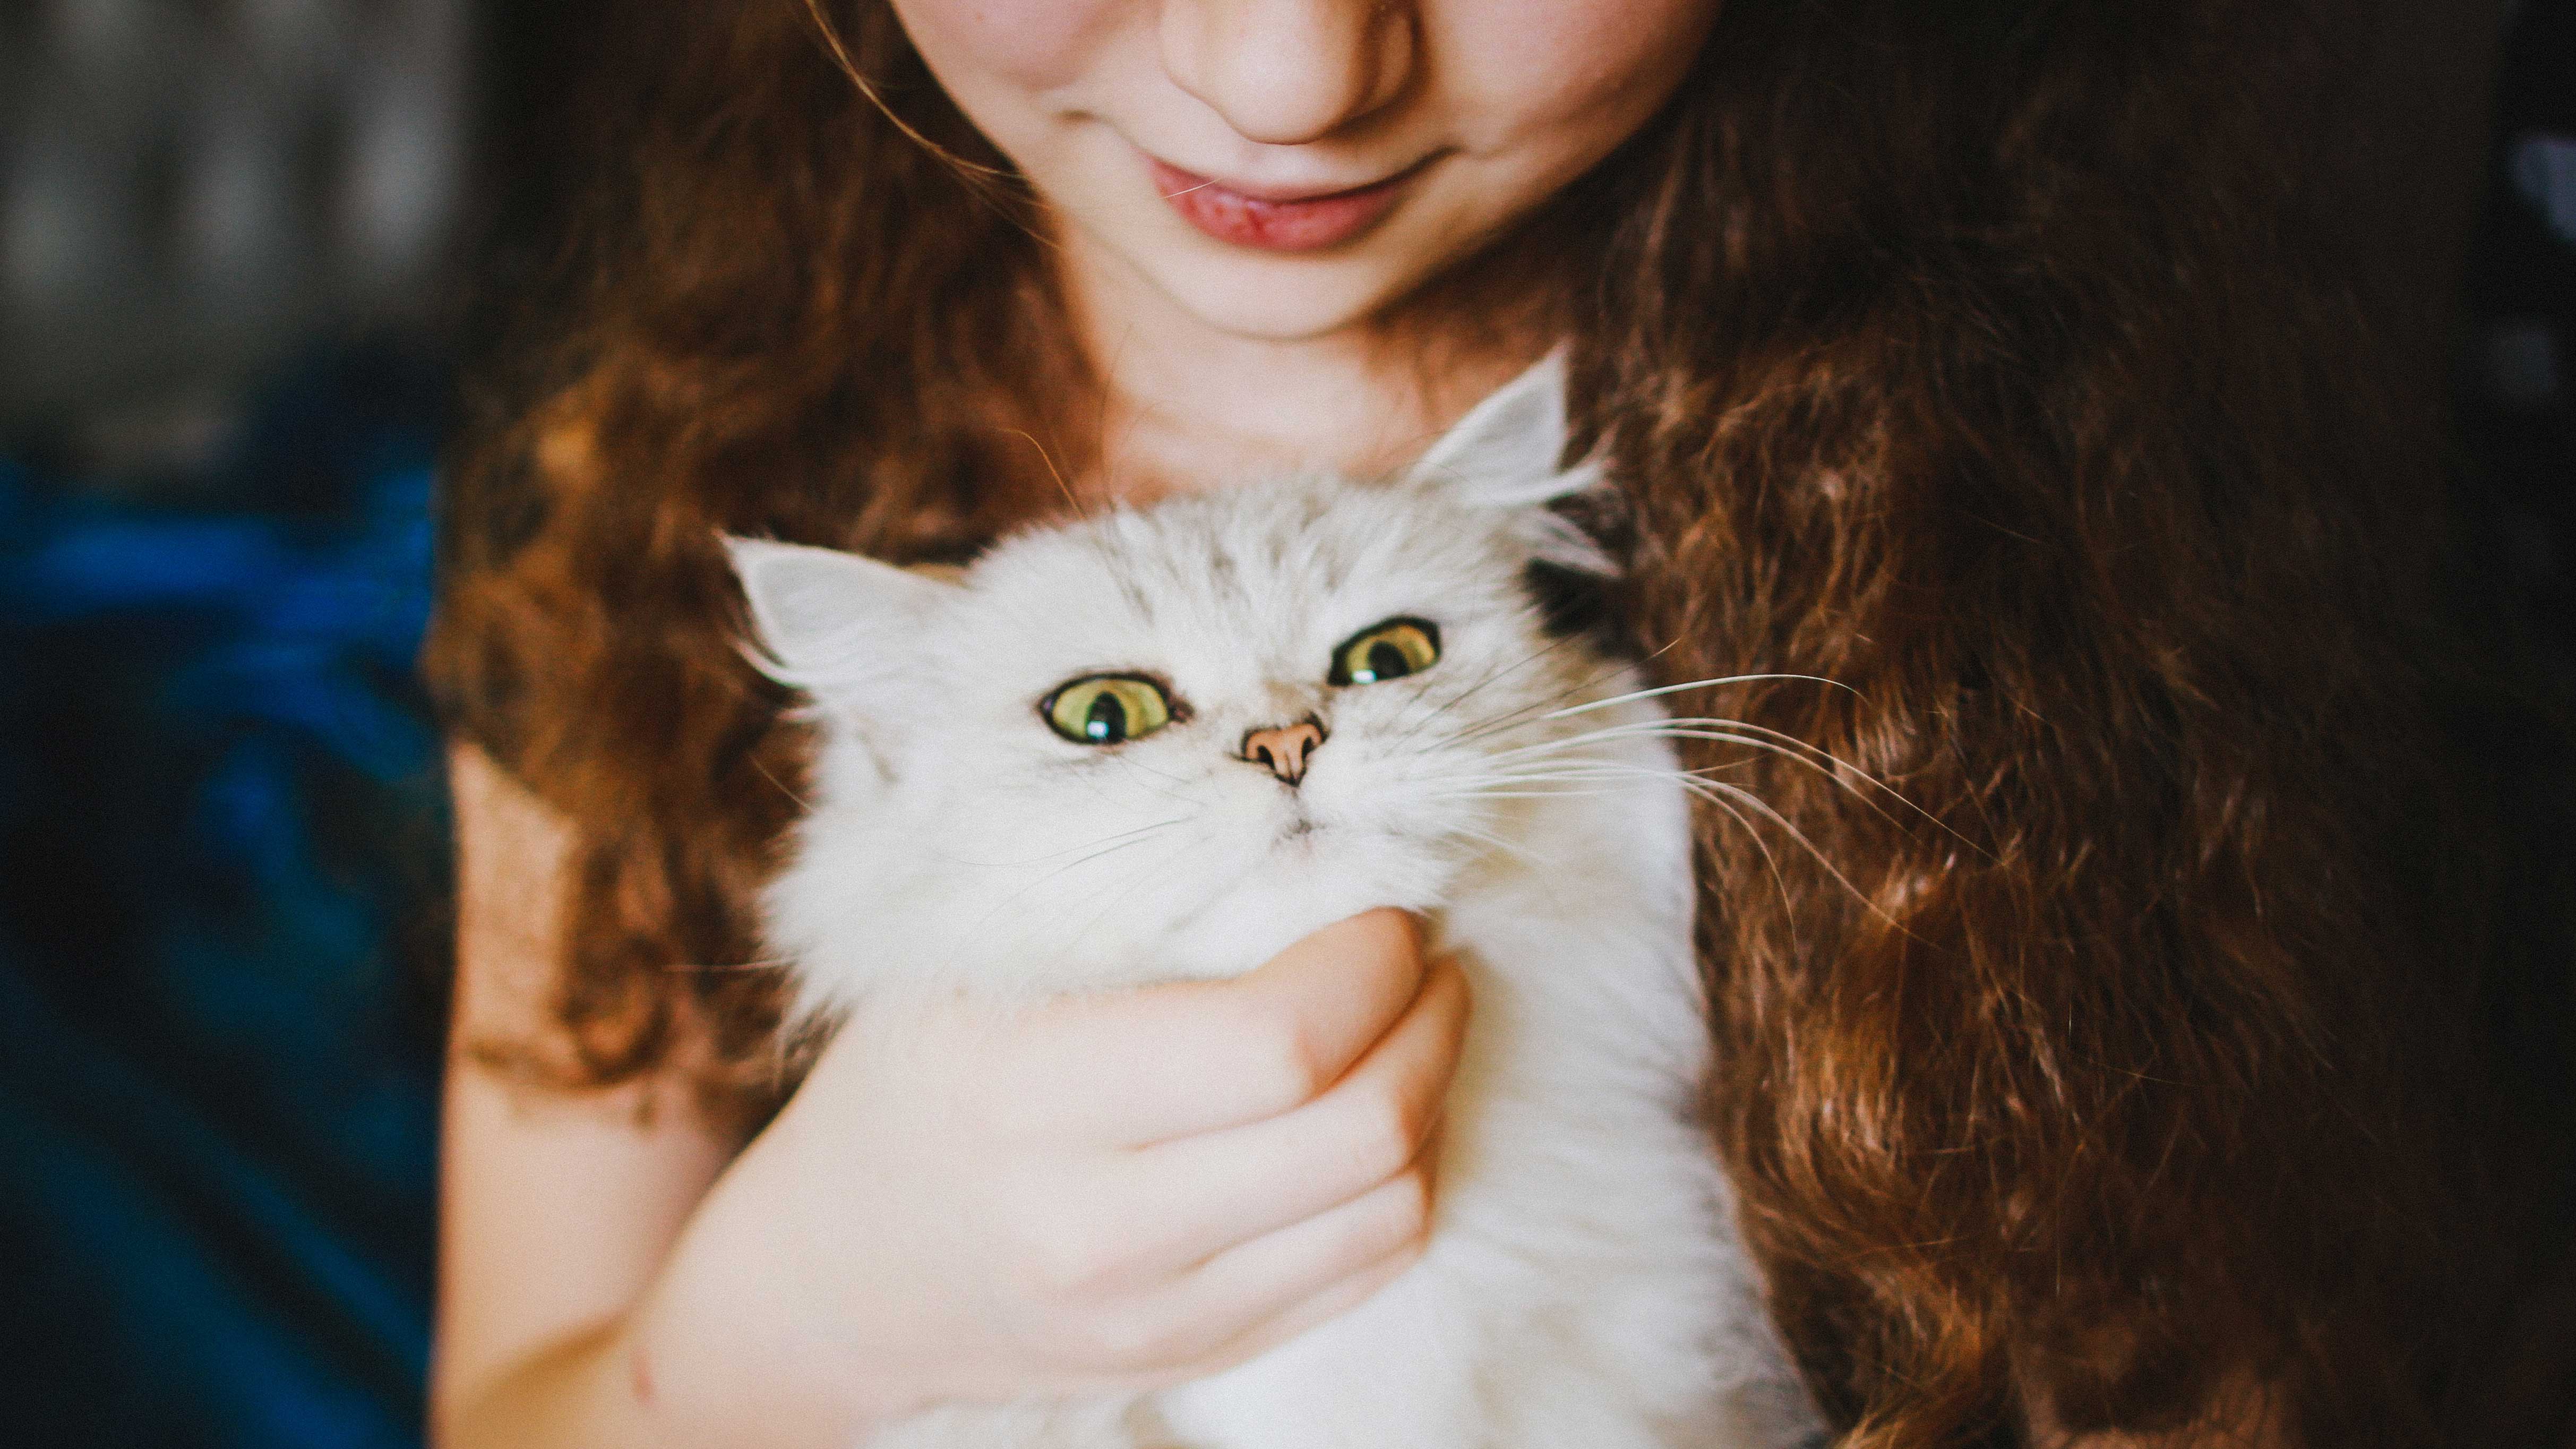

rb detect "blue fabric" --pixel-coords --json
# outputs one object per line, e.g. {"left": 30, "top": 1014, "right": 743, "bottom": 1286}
{"left": 0, "top": 353, "right": 446, "bottom": 1449}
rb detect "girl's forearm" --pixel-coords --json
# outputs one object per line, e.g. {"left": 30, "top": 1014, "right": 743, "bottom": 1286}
{"left": 434, "top": 1315, "right": 664, "bottom": 1449}
{"left": 434, "top": 1306, "right": 891, "bottom": 1449}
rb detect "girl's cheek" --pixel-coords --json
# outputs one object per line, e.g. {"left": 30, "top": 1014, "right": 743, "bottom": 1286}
{"left": 1432, "top": 0, "right": 1718, "bottom": 136}
{"left": 890, "top": 0, "right": 1124, "bottom": 92}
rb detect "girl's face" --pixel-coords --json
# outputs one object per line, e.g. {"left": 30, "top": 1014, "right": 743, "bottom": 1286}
{"left": 890, "top": 0, "right": 1720, "bottom": 341}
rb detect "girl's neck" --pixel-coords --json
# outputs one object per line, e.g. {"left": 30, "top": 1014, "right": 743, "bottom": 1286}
{"left": 1056, "top": 227, "right": 1560, "bottom": 504}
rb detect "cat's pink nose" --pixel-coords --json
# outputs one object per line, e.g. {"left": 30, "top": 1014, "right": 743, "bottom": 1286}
{"left": 1241, "top": 720, "right": 1326, "bottom": 786}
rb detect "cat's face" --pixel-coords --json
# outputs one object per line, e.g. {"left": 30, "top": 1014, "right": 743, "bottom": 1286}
{"left": 735, "top": 356, "right": 1632, "bottom": 987}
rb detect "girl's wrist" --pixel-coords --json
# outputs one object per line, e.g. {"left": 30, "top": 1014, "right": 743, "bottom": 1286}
{"left": 623, "top": 1132, "right": 917, "bottom": 1446}
{"left": 623, "top": 1270, "right": 902, "bottom": 1447}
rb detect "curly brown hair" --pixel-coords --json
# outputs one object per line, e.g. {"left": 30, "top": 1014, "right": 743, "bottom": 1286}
{"left": 426, "top": 2, "right": 2574, "bottom": 1444}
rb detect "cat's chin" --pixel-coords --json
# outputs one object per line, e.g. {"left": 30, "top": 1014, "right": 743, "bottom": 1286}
{"left": 1149, "top": 821, "right": 1463, "bottom": 981}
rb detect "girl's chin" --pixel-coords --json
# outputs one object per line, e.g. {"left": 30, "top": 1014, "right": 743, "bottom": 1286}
{"left": 1120, "top": 242, "right": 1441, "bottom": 342}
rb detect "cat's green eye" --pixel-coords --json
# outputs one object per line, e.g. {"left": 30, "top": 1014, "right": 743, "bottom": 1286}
{"left": 1329, "top": 618, "right": 1441, "bottom": 686}
{"left": 1043, "top": 674, "right": 1175, "bottom": 745}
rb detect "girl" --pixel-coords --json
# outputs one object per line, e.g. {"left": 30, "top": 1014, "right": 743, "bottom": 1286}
{"left": 424, "top": 2, "right": 2570, "bottom": 1444}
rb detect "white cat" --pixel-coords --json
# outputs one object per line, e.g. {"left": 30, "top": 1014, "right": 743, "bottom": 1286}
{"left": 727, "top": 357, "right": 1824, "bottom": 1449}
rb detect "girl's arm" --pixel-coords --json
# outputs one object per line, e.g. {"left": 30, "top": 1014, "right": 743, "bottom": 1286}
{"left": 430, "top": 743, "right": 748, "bottom": 1445}
{"left": 429, "top": 744, "right": 1466, "bottom": 1447}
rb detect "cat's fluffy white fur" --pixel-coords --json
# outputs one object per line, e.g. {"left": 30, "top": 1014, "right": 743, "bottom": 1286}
{"left": 729, "top": 357, "right": 1823, "bottom": 1449}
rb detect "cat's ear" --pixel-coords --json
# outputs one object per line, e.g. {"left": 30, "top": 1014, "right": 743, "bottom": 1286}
{"left": 724, "top": 536, "right": 957, "bottom": 698}
{"left": 1405, "top": 350, "right": 1614, "bottom": 575}
{"left": 1403, "top": 349, "right": 1603, "bottom": 511}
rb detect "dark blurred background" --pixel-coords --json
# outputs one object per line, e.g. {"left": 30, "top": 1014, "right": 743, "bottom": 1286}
{"left": 3, "top": 3, "right": 479, "bottom": 1444}
{"left": 0, "top": 3, "right": 2569, "bottom": 1446}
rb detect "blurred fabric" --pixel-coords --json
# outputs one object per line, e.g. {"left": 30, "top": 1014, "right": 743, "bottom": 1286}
{"left": 0, "top": 348, "right": 449, "bottom": 1447}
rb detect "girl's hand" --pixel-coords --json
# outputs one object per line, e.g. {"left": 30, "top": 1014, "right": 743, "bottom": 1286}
{"left": 626, "top": 908, "right": 1467, "bottom": 1443}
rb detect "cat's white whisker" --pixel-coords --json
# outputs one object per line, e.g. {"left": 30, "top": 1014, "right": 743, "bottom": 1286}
{"left": 1432, "top": 643, "right": 1680, "bottom": 750}
{"left": 660, "top": 956, "right": 793, "bottom": 975}
{"left": 1532, "top": 673, "right": 1859, "bottom": 725}
{"left": 1482, "top": 767, "right": 1687, "bottom": 786}
{"left": 1488, "top": 727, "right": 1851, "bottom": 786}
{"left": 1423, "top": 750, "right": 1896, "bottom": 924}
{"left": 1010, "top": 825, "right": 1213, "bottom": 982}
{"left": 1109, "top": 753, "right": 1193, "bottom": 787}
{"left": 1668, "top": 775, "right": 1903, "bottom": 928}
{"left": 1478, "top": 718, "right": 1926, "bottom": 836}
{"left": 749, "top": 752, "right": 814, "bottom": 812}
{"left": 1427, "top": 788, "right": 1626, "bottom": 799}
{"left": 1433, "top": 815, "right": 1553, "bottom": 871}
{"left": 1486, "top": 715, "right": 1849, "bottom": 773}
{"left": 933, "top": 819, "right": 1200, "bottom": 971}
{"left": 933, "top": 814, "right": 1200, "bottom": 868}
{"left": 1685, "top": 779, "right": 1802, "bottom": 948}
{"left": 1387, "top": 610, "right": 1585, "bottom": 749}
{"left": 1442, "top": 668, "right": 1859, "bottom": 772}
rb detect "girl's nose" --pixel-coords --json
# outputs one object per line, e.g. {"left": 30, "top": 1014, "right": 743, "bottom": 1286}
{"left": 1158, "top": 0, "right": 1415, "bottom": 145}
{"left": 1241, "top": 719, "right": 1328, "bottom": 785}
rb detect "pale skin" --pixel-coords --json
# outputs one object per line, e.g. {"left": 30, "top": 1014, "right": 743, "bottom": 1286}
{"left": 432, "top": 1, "right": 2270, "bottom": 1444}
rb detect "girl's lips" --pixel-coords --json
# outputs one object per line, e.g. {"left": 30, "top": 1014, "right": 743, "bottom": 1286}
{"left": 1148, "top": 157, "right": 1424, "bottom": 253}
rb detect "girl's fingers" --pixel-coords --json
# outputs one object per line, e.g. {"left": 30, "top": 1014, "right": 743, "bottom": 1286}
{"left": 1170, "top": 1237, "right": 1425, "bottom": 1382}
{"left": 1112, "top": 955, "right": 1467, "bottom": 1271}
{"left": 993, "top": 909, "right": 1428, "bottom": 1145}
{"left": 1114, "top": 1163, "right": 1436, "bottom": 1381}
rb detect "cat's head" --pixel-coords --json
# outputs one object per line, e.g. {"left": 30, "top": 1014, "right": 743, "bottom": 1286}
{"left": 728, "top": 355, "right": 1639, "bottom": 988}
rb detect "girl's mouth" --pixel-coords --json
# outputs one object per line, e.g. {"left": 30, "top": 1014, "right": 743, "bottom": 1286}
{"left": 1147, "top": 156, "right": 1431, "bottom": 253}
